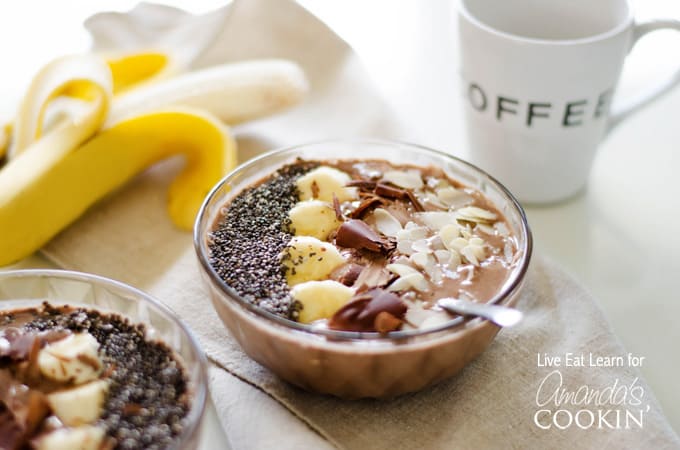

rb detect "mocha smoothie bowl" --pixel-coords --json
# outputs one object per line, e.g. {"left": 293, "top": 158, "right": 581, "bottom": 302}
{"left": 0, "top": 270, "right": 208, "bottom": 450}
{"left": 195, "top": 140, "right": 532, "bottom": 398}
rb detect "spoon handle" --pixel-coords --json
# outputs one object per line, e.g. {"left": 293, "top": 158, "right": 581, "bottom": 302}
{"left": 437, "top": 297, "right": 523, "bottom": 328}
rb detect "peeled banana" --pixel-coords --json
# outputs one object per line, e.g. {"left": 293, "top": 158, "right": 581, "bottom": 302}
{"left": 296, "top": 166, "right": 357, "bottom": 203}
{"left": 32, "top": 426, "right": 105, "bottom": 450}
{"left": 281, "top": 236, "right": 346, "bottom": 286}
{"left": 108, "top": 59, "right": 308, "bottom": 126}
{"left": 289, "top": 200, "right": 342, "bottom": 240}
{"left": 0, "top": 51, "right": 308, "bottom": 266}
{"left": 38, "top": 332, "right": 102, "bottom": 384}
{"left": 0, "top": 108, "right": 234, "bottom": 266}
{"left": 291, "top": 280, "right": 355, "bottom": 323}
{"left": 47, "top": 379, "right": 109, "bottom": 426}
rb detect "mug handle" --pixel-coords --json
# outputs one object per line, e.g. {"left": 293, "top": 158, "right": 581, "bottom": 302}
{"left": 608, "top": 19, "right": 680, "bottom": 131}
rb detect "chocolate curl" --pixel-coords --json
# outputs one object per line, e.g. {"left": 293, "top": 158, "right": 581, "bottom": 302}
{"left": 350, "top": 196, "right": 383, "bottom": 219}
{"left": 0, "top": 329, "right": 70, "bottom": 362}
{"left": 332, "top": 193, "right": 343, "bottom": 221}
{"left": 374, "top": 183, "right": 407, "bottom": 199}
{"left": 0, "top": 329, "right": 36, "bottom": 362}
{"left": 405, "top": 190, "right": 424, "bottom": 212}
{"left": 346, "top": 180, "right": 377, "bottom": 190}
{"left": 329, "top": 288, "right": 407, "bottom": 333}
{"left": 330, "top": 263, "right": 364, "bottom": 287}
{"left": 335, "top": 219, "right": 389, "bottom": 253}
{"left": 353, "top": 262, "right": 394, "bottom": 291}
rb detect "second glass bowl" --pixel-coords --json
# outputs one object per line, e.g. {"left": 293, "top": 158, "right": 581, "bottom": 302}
{"left": 0, "top": 269, "right": 208, "bottom": 449}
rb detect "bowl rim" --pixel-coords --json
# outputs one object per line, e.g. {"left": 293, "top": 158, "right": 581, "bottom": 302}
{"left": 194, "top": 138, "right": 533, "bottom": 341}
{"left": 0, "top": 268, "right": 209, "bottom": 449}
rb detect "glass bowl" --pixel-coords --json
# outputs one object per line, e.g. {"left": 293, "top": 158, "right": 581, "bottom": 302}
{"left": 195, "top": 139, "right": 532, "bottom": 398}
{"left": 0, "top": 269, "right": 209, "bottom": 449}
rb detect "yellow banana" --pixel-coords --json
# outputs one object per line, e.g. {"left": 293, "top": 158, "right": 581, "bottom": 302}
{"left": 0, "top": 107, "right": 234, "bottom": 265}
{"left": 0, "top": 55, "right": 232, "bottom": 266}
{"left": 106, "top": 51, "right": 176, "bottom": 93}
{"left": 0, "top": 50, "right": 307, "bottom": 266}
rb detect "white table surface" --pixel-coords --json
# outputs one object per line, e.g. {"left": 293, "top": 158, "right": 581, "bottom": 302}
{"left": 2, "top": 0, "right": 679, "bottom": 442}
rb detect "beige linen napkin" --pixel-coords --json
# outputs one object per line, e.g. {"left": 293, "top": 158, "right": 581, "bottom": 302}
{"left": 41, "top": 1, "right": 679, "bottom": 448}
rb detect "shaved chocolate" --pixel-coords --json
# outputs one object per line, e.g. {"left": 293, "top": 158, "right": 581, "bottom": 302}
{"left": 353, "top": 262, "right": 394, "bottom": 290}
{"left": 0, "top": 328, "right": 70, "bottom": 363}
{"left": 375, "top": 183, "right": 407, "bottom": 199}
{"left": 350, "top": 196, "right": 383, "bottom": 219}
{"left": 329, "top": 289, "right": 407, "bottom": 332}
{"left": 405, "top": 189, "right": 424, "bottom": 212}
{"left": 330, "top": 263, "right": 365, "bottom": 287}
{"left": 332, "top": 193, "right": 343, "bottom": 222}
{"left": 336, "top": 219, "right": 389, "bottom": 253}
{"left": 0, "top": 331, "right": 35, "bottom": 361}
{"left": 346, "top": 180, "right": 377, "bottom": 190}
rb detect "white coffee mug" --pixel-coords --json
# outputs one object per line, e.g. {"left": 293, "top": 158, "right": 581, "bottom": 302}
{"left": 458, "top": 0, "right": 680, "bottom": 203}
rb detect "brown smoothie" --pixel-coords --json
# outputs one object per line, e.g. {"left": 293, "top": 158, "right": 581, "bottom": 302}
{"left": 0, "top": 303, "right": 190, "bottom": 450}
{"left": 208, "top": 159, "right": 519, "bottom": 334}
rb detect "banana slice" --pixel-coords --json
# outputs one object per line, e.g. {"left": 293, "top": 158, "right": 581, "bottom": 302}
{"left": 47, "top": 379, "right": 109, "bottom": 426}
{"left": 281, "top": 236, "right": 345, "bottom": 286}
{"left": 291, "top": 280, "right": 355, "bottom": 323}
{"left": 296, "top": 166, "right": 357, "bottom": 203}
{"left": 38, "top": 333, "right": 102, "bottom": 384}
{"left": 33, "top": 425, "right": 105, "bottom": 450}
{"left": 289, "top": 200, "right": 341, "bottom": 240}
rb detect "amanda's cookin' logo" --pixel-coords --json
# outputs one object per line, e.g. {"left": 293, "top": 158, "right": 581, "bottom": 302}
{"left": 533, "top": 370, "right": 651, "bottom": 430}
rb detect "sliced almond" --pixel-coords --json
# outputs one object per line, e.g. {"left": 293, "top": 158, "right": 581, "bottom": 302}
{"left": 409, "top": 252, "right": 432, "bottom": 270}
{"left": 396, "top": 239, "right": 415, "bottom": 255}
{"left": 456, "top": 206, "right": 497, "bottom": 223}
{"left": 417, "top": 211, "right": 457, "bottom": 231}
{"left": 448, "top": 237, "right": 469, "bottom": 253}
{"left": 476, "top": 223, "right": 496, "bottom": 235}
{"left": 410, "top": 252, "right": 442, "bottom": 284}
{"left": 434, "top": 249, "right": 451, "bottom": 264}
{"left": 372, "top": 208, "right": 402, "bottom": 237}
{"left": 469, "top": 237, "right": 484, "bottom": 246}
{"left": 382, "top": 170, "right": 424, "bottom": 190}
{"left": 387, "top": 272, "right": 429, "bottom": 292}
{"left": 437, "top": 186, "right": 473, "bottom": 209}
{"left": 386, "top": 263, "right": 419, "bottom": 277}
{"left": 495, "top": 221, "right": 510, "bottom": 237}
{"left": 438, "top": 223, "right": 460, "bottom": 247}
{"left": 449, "top": 249, "right": 462, "bottom": 267}
{"left": 461, "top": 243, "right": 485, "bottom": 266}
{"left": 411, "top": 239, "right": 431, "bottom": 254}
{"left": 420, "top": 191, "right": 447, "bottom": 209}
{"left": 460, "top": 226, "right": 473, "bottom": 239}
{"left": 397, "top": 224, "right": 429, "bottom": 242}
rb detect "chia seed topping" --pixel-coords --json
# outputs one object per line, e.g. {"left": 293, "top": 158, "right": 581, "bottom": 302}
{"left": 23, "top": 303, "right": 190, "bottom": 450}
{"left": 208, "top": 161, "right": 318, "bottom": 319}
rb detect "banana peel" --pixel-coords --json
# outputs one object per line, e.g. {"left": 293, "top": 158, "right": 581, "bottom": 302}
{"left": 0, "top": 52, "right": 307, "bottom": 266}
{"left": 0, "top": 108, "right": 235, "bottom": 265}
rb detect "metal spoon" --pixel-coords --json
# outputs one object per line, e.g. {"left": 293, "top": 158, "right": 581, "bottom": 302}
{"left": 437, "top": 297, "right": 523, "bottom": 327}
